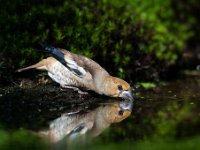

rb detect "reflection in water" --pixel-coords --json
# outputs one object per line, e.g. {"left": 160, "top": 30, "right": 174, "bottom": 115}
{"left": 38, "top": 99, "right": 133, "bottom": 143}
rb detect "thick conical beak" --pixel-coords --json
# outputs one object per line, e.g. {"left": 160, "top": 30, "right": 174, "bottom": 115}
{"left": 119, "top": 90, "right": 133, "bottom": 101}
{"left": 118, "top": 90, "right": 133, "bottom": 115}
{"left": 119, "top": 99, "right": 133, "bottom": 112}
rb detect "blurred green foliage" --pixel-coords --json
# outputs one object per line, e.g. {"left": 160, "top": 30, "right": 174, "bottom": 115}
{"left": 171, "top": 0, "right": 200, "bottom": 48}
{"left": 0, "top": 129, "right": 200, "bottom": 150}
{"left": 151, "top": 102, "right": 196, "bottom": 139}
{"left": 140, "top": 82, "right": 156, "bottom": 89}
{"left": 0, "top": 130, "right": 48, "bottom": 150}
{"left": 0, "top": 0, "right": 199, "bottom": 82}
{"left": 83, "top": 136, "right": 200, "bottom": 150}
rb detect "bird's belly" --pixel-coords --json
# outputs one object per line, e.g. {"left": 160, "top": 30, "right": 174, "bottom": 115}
{"left": 47, "top": 61, "right": 93, "bottom": 90}
{"left": 48, "top": 72, "right": 76, "bottom": 86}
{"left": 48, "top": 62, "right": 79, "bottom": 87}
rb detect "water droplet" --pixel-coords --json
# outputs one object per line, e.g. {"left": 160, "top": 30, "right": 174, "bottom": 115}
{"left": 196, "top": 65, "right": 200, "bottom": 71}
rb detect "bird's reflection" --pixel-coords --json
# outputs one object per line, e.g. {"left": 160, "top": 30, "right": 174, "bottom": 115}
{"left": 38, "top": 99, "right": 133, "bottom": 143}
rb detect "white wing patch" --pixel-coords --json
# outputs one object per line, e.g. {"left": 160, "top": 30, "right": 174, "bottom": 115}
{"left": 49, "top": 114, "right": 93, "bottom": 142}
{"left": 65, "top": 58, "right": 86, "bottom": 78}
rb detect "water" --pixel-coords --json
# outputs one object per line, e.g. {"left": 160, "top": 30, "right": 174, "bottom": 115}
{"left": 0, "top": 74, "right": 200, "bottom": 149}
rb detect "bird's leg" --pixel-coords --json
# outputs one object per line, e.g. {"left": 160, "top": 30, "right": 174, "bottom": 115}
{"left": 62, "top": 110, "right": 81, "bottom": 116}
{"left": 61, "top": 85, "right": 88, "bottom": 94}
{"left": 77, "top": 89, "right": 88, "bottom": 95}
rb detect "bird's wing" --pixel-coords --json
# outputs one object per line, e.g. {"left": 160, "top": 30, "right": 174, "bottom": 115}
{"left": 41, "top": 45, "right": 87, "bottom": 78}
{"left": 67, "top": 121, "right": 94, "bottom": 139}
{"left": 40, "top": 44, "right": 109, "bottom": 81}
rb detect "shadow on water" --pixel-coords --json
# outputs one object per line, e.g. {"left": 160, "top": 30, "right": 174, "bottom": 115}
{"left": 0, "top": 74, "right": 200, "bottom": 149}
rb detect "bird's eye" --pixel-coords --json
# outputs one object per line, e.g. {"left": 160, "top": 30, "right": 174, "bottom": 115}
{"left": 117, "top": 85, "right": 123, "bottom": 91}
{"left": 118, "top": 110, "right": 124, "bottom": 116}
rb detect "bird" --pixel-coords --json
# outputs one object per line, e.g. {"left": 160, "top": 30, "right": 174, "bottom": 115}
{"left": 17, "top": 44, "right": 133, "bottom": 101}
{"left": 38, "top": 99, "right": 133, "bottom": 143}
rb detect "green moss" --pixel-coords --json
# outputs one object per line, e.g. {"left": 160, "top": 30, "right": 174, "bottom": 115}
{"left": 0, "top": 0, "right": 198, "bottom": 81}
{"left": 140, "top": 82, "right": 156, "bottom": 89}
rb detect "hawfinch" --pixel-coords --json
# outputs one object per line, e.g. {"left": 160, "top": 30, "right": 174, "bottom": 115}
{"left": 17, "top": 45, "right": 133, "bottom": 101}
{"left": 38, "top": 99, "right": 133, "bottom": 143}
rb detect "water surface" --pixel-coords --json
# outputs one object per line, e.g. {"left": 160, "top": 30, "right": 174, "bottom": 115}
{"left": 0, "top": 74, "right": 200, "bottom": 149}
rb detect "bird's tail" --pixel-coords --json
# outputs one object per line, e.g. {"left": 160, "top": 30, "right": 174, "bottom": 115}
{"left": 16, "top": 59, "right": 48, "bottom": 72}
{"left": 39, "top": 43, "right": 65, "bottom": 64}
{"left": 39, "top": 42, "right": 56, "bottom": 53}
{"left": 39, "top": 43, "right": 85, "bottom": 78}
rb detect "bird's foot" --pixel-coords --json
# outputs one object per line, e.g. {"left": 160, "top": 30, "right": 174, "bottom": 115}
{"left": 77, "top": 89, "right": 88, "bottom": 95}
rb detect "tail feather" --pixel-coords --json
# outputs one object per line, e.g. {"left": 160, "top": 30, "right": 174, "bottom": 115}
{"left": 39, "top": 43, "right": 66, "bottom": 64}
{"left": 17, "top": 65, "right": 36, "bottom": 72}
{"left": 39, "top": 42, "right": 55, "bottom": 53}
{"left": 16, "top": 59, "right": 48, "bottom": 72}
{"left": 39, "top": 43, "right": 85, "bottom": 78}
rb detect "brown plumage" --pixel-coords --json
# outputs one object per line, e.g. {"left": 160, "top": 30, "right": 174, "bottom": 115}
{"left": 17, "top": 46, "right": 133, "bottom": 100}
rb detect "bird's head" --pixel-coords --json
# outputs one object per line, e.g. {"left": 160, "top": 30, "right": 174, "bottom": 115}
{"left": 102, "top": 76, "right": 133, "bottom": 101}
{"left": 102, "top": 99, "right": 133, "bottom": 124}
